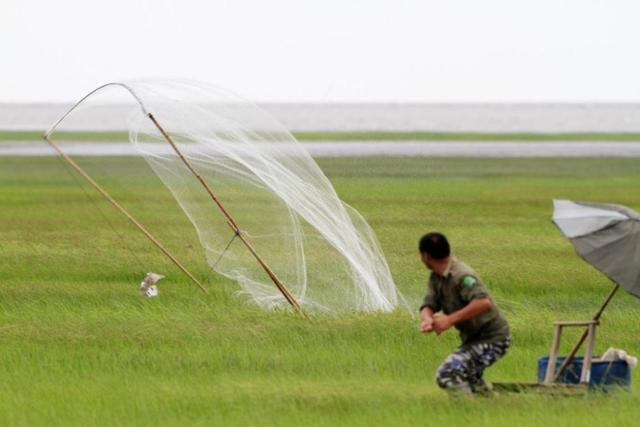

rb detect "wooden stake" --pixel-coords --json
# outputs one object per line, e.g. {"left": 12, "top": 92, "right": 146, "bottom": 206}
{"left": 146, "top": 113, "right": 306, "bottom": 317}
{"left": 544, "top": 323, "right": 563, "bottom": 383}
{"left": 43, "top": 135, "right": 208, "bottom": 294}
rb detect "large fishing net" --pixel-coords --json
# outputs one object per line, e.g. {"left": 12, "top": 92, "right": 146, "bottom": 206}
{"left": 45, "top": 79, "right": 402, "bottom": 313}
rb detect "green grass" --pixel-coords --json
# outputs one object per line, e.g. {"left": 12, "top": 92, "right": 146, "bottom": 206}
{"left": 3, "top": 129, "right": 640, "bottom": 142}
{"left": 295, "top": 131, "right": 640, "bottom": 142}
{"left": 1, "top": 156, "right": 640, "bottom": 426}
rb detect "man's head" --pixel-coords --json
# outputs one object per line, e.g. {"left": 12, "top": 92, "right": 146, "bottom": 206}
{"left": 419, "top": 232, "right": 451, "bottom": 271}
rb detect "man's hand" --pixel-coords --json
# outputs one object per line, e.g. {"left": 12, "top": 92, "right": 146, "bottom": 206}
{"left": 420, "top": 317, "right": 434, "bottom": 333}
{"left": 432, "top": 314, "right": 454, "bottom": 334}
{"left": 419, "top": 307, "right": 435, "bottom": 333}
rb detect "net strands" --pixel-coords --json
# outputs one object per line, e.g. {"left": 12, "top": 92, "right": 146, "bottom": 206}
{"left": 44, "top": 79, "right": 403, "bottom": 313}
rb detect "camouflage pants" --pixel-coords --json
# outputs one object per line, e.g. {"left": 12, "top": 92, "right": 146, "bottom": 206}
{"left": 436, "top": 337, "right": 511, "bottom": 392}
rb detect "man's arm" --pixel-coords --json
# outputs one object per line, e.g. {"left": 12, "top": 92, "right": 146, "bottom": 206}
{"left": 419, "top": 277, "right": 440, "bottom": 333}
{"left": 432, "top": 298, "right": 492, "bottom": 334}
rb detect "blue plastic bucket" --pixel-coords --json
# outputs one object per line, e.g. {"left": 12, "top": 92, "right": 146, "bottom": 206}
{"left": 538, "top": 356, "right": 631, "bottom": 389}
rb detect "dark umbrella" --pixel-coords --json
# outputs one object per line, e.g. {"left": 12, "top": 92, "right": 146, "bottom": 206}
{"left": 550, "top": 199, "right": 640, "bottom": 381}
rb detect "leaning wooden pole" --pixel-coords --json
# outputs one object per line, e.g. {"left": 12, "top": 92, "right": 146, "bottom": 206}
{"left": 551, "top": 284, "right": 619, "bottom": 382}
{"left": 43, "top": 134, "right": 208, "bottom": 294}
{"left": 146, "top": 113, "right": 306, "bottom": 317}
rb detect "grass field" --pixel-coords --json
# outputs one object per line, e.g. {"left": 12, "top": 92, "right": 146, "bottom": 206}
{"left": 4, "top": 129, "right": 640, "bottom": 142}
{"left": 1, "top": 155, "right": 640, "bottom": 426}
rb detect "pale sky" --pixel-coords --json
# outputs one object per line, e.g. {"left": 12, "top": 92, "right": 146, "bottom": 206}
{"left": 2, "top": 0, "right": 639, "bottom": 103}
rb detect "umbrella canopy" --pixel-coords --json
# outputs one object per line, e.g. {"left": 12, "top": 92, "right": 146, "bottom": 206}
{"left": 552, "top": 199, "right": 640, "bottom": 298}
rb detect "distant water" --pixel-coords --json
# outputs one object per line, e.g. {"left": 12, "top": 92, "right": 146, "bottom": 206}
{"left": 2, "top": 103, "right": 640, "bottom": 132}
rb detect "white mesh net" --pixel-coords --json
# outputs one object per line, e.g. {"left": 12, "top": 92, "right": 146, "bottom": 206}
{"left": 46, "top": 79, "right": 403, "bottom": 313}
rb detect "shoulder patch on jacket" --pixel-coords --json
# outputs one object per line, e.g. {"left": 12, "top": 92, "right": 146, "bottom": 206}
{"left": 462, "top": 275, "right": 476, "bottom": 288}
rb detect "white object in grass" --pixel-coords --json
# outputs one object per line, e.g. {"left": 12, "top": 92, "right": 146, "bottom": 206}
{"left": 140, "top": 272, "right": 165, "bottom": 298}
{"left": 601, "top": 347, "right": 638, "bottom": 368}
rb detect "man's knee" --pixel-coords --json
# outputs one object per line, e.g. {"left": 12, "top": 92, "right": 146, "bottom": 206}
{"left": 435, "top": 357, "right": 469, "bottom": 389}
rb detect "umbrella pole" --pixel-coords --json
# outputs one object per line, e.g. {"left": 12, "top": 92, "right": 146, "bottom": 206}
{"left": 146, "top": 113, "right": 307, "bottom": 318}
{"left": 551, "top": 284, "right": 619, "bottom": 382}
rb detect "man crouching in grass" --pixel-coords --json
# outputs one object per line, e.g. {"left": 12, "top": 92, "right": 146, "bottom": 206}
{"left": 418, "top": 232, "right": 511, "bottom": 394}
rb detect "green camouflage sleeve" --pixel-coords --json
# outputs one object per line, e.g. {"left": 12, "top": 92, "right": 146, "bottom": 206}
{"left": 458, "top": 274, "right": 490, "bottom": 302}
{"left": 419, "top": 279, "right": 440, "bottom": 312}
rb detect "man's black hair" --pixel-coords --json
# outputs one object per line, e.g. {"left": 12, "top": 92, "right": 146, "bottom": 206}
{"left": 418, "top": 232, "right": 450, "bottom": 260}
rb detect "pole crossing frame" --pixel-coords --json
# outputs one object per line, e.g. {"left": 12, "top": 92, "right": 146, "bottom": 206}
{"left": 42, "top": 82, "right": 306, "bottom": 316}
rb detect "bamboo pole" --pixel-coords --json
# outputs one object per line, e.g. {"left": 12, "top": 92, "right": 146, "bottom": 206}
{"left": 146, "top": 113, "right": 306, "bottom": 316}
{"left": 43, "top": 135, "right": 208, "bottom": 294}
{"left": 551, "top": 284, "right": 619, "bottom": 382}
